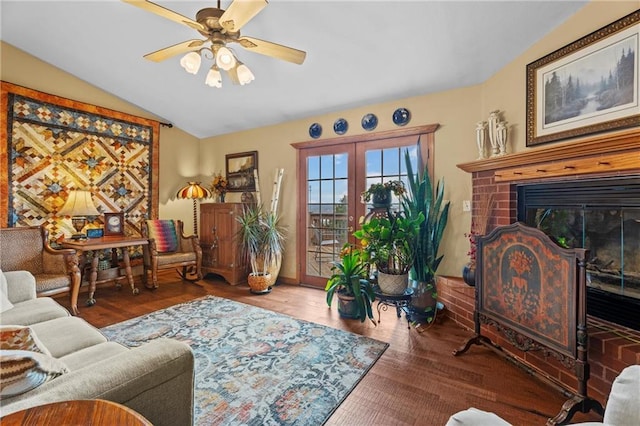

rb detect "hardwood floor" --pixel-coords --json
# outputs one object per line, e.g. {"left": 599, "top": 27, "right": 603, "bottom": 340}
{"left": 56, "top": 272, "right": 603, "bottom": 426}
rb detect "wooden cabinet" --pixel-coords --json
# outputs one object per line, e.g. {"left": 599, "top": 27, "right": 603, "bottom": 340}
{"left": 200, "top": 203, "right": 248, "bottom": 285}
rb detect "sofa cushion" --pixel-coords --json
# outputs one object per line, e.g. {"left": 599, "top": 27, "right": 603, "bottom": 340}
{"left": 29, "top": 317, "right": 107, "bottom": 358}
{"left": 0, "top": 349, "right": 69, "bottom": 398}
{"left": 59, "top": 341, "right": 128, "bottom": 371}
{"left": 2, "top": 270, "right": 37, "bottom": 304}
{"left": 0, "top": 269, "right": 14, "bottom": 313}
{"left": 146, "top": 220, "right": 178, "bottom": 253}
{"left": 445, "top": 407, "right": 512, "bottom": 426}
{"left": 603, "top": 365, "right": 640, "bottom": 425}
{"left": 1, "top": 298, "right": 70, "bottom": 326}
{"left": 0, "top": 325, "right": 51, "bottom": 356}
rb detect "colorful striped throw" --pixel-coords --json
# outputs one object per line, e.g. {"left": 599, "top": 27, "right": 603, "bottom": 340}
{"left": 146, "top": 220, "right": 178, "bottom": 253}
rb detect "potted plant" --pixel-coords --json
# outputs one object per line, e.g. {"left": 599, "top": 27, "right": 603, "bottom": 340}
{"left": 361, "top": 180, "right": 406, "bottom": 208}
{"left": 236, "top": 203, "right": 285, "bottom": 294}
{"left": 354, "top": 210, "right": 423, "bottom": 295}
{"left": 325, "top": 244, "right": 376, "bottom": 324}
{"left": 210, "top": 172, "right": 228, "bottom": 203}
{"left": 401, "top": 149, "right": 450, "bottom": 323}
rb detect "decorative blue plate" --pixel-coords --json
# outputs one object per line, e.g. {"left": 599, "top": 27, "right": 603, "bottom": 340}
{"left": 333, "top": 118, "right": 348, "bottom": 135}
{"left": 392, "top": 108, "right": 411, "bottom": 126}
{"left": 309, "top": 123, "right": 322, "bottom": 139}
{"left": 361, "top": 113, "right": 378, "bottom": 131}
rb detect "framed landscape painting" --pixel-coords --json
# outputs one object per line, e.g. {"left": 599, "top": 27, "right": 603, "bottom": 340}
{"left": 225, "top": 151, "right": 258, "bottom": 192}
{"left": 526, "top": 10, "right": 640, "bottom": 146}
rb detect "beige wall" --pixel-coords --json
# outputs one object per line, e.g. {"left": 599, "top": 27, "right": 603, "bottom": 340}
{"left": 2, "top": 0, "right": 637, "bottom": 281}
{"left": 200, "top": 85, "right": 483, "bottom": 281}
{"left": 1, "top": 41, "right": 199, "bottom": 232}
{"left": 200, "top": 1, "right": 639, "bottom": 281}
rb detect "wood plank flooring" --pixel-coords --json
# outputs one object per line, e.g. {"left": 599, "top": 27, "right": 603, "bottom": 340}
{"left": 55, "top": 272, "right": 603, "bottom": 425}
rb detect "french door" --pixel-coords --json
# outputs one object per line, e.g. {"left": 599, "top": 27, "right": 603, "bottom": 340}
{"left": 295, "top": 125, "right": 437, "bottom": 288}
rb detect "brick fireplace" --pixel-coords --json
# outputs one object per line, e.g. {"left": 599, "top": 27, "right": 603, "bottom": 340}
{"left": 439, "top": 127, "right": 640, "bottom": 404}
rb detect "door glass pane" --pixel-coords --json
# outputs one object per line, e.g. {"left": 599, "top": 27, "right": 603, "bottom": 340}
{"left": 382, "top": 148, "right": 400, "bottom": 175}
{"left": 363, "top": 146, "right": 418, "bottom": 214}
{"left": 335, "top": 153, "right": 348, "bottom": 178}
{"left": 308, "top": 156, "right": 319, "bottom": 180}
{"left": 306, "top": 154, "right": 349, "bottom": 279}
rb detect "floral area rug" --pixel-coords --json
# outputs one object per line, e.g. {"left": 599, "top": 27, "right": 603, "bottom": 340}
{"left": 101, "top": 296, "right": 388, "bottom": 425}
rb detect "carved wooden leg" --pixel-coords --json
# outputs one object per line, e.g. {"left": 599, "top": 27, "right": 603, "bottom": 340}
{"left": 121, "top": 248, "right": 139, "bottom": 295}
{"left": 546, "top": 396, "right": 604, "bottom": 426}
{"left": 145, "top": 257, "right": 159, "bottom": 289}
{"left": 87, "top": 252, "right": 98, "bottom": 306}
{"left": 452, "top": 334, "right": 492, "bottom": 356}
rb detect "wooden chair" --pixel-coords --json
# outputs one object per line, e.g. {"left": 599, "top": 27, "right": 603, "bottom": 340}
{"left": 0, "top": 226, "right": 81, "bottom": 314}
{"left": 141, "top": 219, "right": 203, "bottom": 289}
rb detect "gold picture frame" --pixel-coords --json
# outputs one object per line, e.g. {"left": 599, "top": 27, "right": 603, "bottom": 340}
{"left": 526, "top": 10, "right": 640, "bottom": 147}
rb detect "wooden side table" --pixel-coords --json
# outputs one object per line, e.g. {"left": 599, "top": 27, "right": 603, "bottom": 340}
{"left": 1, "top": 399, "right": 152, "bottom": 426}
{"left": 61, "top": 236, "right": 148, "bottom": 307}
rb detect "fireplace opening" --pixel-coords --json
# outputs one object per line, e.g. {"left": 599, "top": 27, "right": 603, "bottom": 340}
{"left": 517, "top": 177, "right": 640, "bottom": 331}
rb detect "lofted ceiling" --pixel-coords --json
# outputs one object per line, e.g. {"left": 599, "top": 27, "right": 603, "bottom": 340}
{"left": 0, "top": 1, "right": 587, "bottom": 139}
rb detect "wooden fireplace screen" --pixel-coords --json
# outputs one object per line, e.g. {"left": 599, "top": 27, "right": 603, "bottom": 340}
{"left": 454, "top": 222, "right": 603, "bottom": 425}
{"left": 0, "top": 82, "right": 160, "bottom": 237}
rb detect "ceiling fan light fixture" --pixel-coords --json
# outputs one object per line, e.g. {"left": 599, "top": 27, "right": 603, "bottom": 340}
{"left": 180, "top": 51, "right": 201, "bottom": 74}
{"left": 236, "top": 62, "right": 255, "bottom": 85}
{"left": 215, "top": 46, "right": 236, "bottom": 71}
{"left": 205, "top": 66, "right": 223, "bottom": 88}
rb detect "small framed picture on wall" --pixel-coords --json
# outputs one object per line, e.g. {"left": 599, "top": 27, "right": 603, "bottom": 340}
{"left": 226, "top": 151, "right": 258, "bottom": 192}
{"left": 104, "top": 212, "right": 125, "bottom": 236}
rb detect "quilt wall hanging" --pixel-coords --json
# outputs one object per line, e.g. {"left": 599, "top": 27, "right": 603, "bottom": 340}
{"left": 0, "top": 82, "right": 160, "bottom": 238}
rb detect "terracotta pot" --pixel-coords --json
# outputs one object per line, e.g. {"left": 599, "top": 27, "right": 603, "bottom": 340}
{"left": 247, "top": 272, "right": 272, "bottom": 294}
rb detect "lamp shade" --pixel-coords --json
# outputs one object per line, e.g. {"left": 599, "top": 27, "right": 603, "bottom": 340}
{"left": 176, "top": 182, "right": 212, "bottom": 200}
{"left": 180, "top": 52, "right": 202, "bottom": 74}
{"left": 236, "top": 63, "right": 255, "bottom": 86}
{"left": 205, "top": 66, "right": 223, "bottom": 88}
{"left": 58, "top": 190, "right": 100, "bottom": 216}
{"left": 215, "top": 46, "right": 236, "bottom": 71}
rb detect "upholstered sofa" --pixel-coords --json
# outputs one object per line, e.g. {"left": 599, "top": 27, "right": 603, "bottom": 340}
{"left": 446, "top": 364, "right": 640, "bottom": 425}
{"left": 0, "top": 269, "right": 195, "bottom": 426}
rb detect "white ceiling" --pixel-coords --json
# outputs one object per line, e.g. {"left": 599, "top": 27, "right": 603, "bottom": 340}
{"left": 1, "top": 0, "right": 587, "bottom": 139}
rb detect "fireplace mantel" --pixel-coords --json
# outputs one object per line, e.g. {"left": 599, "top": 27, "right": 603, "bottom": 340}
{"left": 448, "top": 127, "right": 640, "bottom": 403}
{"left": 457, "top": 128, "right": 640, "bottom": 181}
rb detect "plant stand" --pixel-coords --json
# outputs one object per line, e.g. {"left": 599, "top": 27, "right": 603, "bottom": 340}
{"left": 373, "top": 286, "right": 413, "bottom": 329}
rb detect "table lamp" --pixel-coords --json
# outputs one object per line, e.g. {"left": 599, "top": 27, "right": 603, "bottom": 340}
{"left": 58, "top": 189, "right": 100, "bottom": 239}
{"left": 176, "top": 182, "right": 211, "bottom": 236}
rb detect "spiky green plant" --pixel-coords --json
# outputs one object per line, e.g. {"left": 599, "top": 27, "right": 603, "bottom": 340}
{"left": 401, "top": 149, "right": 450, "bottom": 284}
{"left": 236, "top": 204, "right": 285, "bottom": 275}
{"left": 325, "top": 245, "right": 376, "bottom": 324}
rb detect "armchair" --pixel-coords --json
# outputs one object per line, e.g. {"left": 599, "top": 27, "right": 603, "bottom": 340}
{"left": 141, "top": 219, "right": 203, "bottom": 288}
{"left": 0, "top": 226, "right": 81, "bottom": 314}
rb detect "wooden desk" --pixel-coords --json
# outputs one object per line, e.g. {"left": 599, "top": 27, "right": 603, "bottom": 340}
{"left": 62, "top": 236, "right": 148, "bottom": 307}
{"left": 1, "top": 399, "right": 152, "bottom": 425}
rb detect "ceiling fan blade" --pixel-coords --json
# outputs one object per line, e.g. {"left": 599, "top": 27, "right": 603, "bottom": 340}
{"left": 122, "top": 0, "right": 206, "bottom": 32}
{"left": 219, "top": 0, "right": 268, "bottom": 33}
{"left": 143, "top": 39, "right": 205, "bottom": 62}
{"left": 237, "top": 36, "right": 306, "bottom": 65}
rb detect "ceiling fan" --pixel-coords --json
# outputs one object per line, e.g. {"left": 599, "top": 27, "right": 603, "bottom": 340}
{"left": 123, "top": 0, "right": 306, "bottom": 87}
